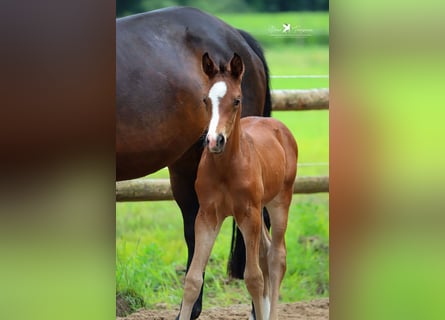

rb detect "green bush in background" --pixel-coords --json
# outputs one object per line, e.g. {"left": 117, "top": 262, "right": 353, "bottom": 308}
{"left": 117, "top": 0, "right": 329, "bottom": 18}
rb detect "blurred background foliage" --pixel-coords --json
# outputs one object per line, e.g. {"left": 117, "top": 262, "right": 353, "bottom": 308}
{"left": 116, "top": 0, "right": 329, "bottom": 47}
{"left": 117, "top": 0, "right": 329, "bottom": 17}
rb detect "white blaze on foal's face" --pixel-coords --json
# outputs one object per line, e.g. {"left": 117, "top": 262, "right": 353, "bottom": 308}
{"left": 201, "top": 52, "right": 244, "bottom": 153}
{"left": 206, "top": 81, "right": 227, "bottom": 149}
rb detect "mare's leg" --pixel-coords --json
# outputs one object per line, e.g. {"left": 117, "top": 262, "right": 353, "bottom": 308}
{"left": 235, "top": 206, "right": 265, "bottom": 320}
{"left": 265, "top": 191, "right": 292, "bottom": 320}
{"left": 169, "top": 142, "right": 205, "bottom": 320}
{"left": 179, "top": 209, "right": 223, "bottom": 320}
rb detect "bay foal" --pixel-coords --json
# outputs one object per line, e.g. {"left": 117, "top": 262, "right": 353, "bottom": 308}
{"left": 179, "top": 52, "right": 297, "bottom": 320}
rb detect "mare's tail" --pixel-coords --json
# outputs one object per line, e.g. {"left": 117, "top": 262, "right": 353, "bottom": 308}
{"left": 227, "top": 29, "right": 272, "bottom": 279}
{"left": 236, "top": 29, "right": 272, "bottom": 117}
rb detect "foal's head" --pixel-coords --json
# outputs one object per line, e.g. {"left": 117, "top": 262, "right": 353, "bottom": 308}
{"left": 201, "top": 52, "right": 244, "bottom": 153}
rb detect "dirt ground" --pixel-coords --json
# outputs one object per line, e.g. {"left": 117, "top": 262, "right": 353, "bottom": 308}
{"left": 117, "top": 298, "right": 329, "bottom": 320}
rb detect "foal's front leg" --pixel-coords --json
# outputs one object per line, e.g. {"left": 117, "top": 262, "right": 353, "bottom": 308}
{"left": 179, "top": 208, "right": 222, "bottom": 320}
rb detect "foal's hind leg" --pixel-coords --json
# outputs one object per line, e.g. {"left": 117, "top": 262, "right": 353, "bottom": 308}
{"left": 236, "top": 206, "right": 266, "bottom": 320}
{"left": 179, "top": 208, "right": 223, "bottom": 320}
{"left": 259, "top": 215, "right": 272, "bottom": 318}
{"left": 265, "top": 191, "right": 292, "bottom": 320}
{"left": 248, "top": 208, "right": 272, "bottom": 320}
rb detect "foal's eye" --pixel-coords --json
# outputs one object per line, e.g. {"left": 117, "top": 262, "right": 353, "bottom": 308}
{"left": 234, "top": 98, "right": 241, "bottom": 107}
{"left": 202, "top": 96, "right": 209, "bottom": 108}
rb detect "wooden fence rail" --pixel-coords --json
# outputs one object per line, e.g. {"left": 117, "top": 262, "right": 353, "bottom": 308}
{"left": 116, "top": 89, "right": 329, "bottom": 202}
{"left": 271, "top": 88, "right": 328, "bottom": 110}
{"left": 116, "top": 176, "right": 329, "bottom": 202}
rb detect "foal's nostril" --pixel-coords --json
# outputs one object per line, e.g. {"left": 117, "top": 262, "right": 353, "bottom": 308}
{"left": 216, "top": 134, "right": 225, "bottom": 147}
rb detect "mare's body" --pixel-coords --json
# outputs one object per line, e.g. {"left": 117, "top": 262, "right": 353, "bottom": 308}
{"left": 116, "top": 7, "right": 271, "bottom": 319}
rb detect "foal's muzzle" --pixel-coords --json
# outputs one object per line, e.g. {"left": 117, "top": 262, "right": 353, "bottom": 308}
{"left": 206, "top": 133, "right": 226, "bottom": 153}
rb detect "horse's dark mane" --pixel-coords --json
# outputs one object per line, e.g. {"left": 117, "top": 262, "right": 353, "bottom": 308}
{"left": 236, "top": 29, "right": 272, "bottom": 118}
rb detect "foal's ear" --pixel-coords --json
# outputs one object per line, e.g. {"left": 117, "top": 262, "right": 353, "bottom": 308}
{"left": 202, "top": 52, "right": 218, "bottom": 79}
{"left": 229, "top": 53, "right": 244, "bottom": 80}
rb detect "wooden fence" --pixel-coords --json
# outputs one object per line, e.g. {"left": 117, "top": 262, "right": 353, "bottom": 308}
{"left": 271, "top": 88, "right": 328, "bottom": 111}
{"left": 116, "top": 89, "right": 329, "bottom": 201}
{"left": 116, "top": 176, "right": 328, "bottom": 202}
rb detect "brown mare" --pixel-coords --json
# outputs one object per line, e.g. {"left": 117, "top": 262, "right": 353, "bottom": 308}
{"left": 116, "top": 7, "right": 272, "bottom": 319}
{"left": 179, "top": 53, "right": 298, "bottom": 320}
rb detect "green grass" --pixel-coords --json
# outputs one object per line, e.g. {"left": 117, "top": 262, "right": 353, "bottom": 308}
{"left": 217, "top": 12, "right": 329, "bottom": 47}
{"left": 274, "top": 111, "right": 329, "bottom": 177}
{"left": 266, "top": 46, "right": 329, "bottom": 89}
{"left": 217, "top": 12, "right": 329, "bottom": 90}
{"left": 217, "top": 12, "right": 329, "bottom": 32}
{"left": 117, "top": 193, "right": 329, "bottom": 310}
{"left": 116, "top": 11, "right": 328, "bottom": 314}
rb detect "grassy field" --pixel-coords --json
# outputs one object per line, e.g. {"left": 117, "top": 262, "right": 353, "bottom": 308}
{"left": 116, "top": 11, "right": 328, "bottom": 314}
{"left": 218, "top": 12, "right": 329, "bottom": 90}
{"left": 217, "top": 12, "right": 329, "bottom": 48}
{"left": 117, "top": 193, "right": 328, "bottom": 310}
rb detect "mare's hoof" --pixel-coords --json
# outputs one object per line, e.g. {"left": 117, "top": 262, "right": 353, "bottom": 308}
{"left": 175, "top": 306, "right": 202, "bottom": 320}
{"left": 249, "top": 301, "right": 256, "bottom": 320}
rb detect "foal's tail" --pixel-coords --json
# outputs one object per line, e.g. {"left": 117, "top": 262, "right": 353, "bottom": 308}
{"left": 227, "top": 29, "right": 272, "bottom": 279}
